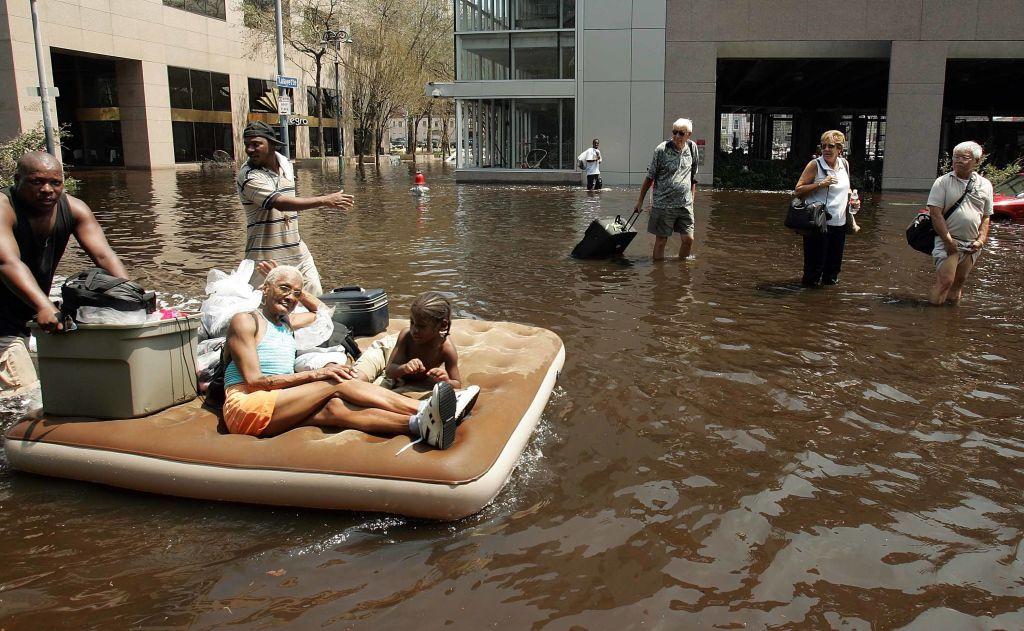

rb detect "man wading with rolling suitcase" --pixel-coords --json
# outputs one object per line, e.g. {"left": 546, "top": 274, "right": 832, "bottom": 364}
{"left": 634, "top": 118, "right": 699, "bottom": 261}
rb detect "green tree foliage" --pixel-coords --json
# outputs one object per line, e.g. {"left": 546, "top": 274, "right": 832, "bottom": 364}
{"left": 241, "top": 0, "right": 345, "bottom": 160}
{"left": 0, "top": 125, "right": 78, "bottom": 193}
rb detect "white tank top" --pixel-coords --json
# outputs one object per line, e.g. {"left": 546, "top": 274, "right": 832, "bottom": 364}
{"left": 805, "top": 157, "right": 850, "bottom": 227}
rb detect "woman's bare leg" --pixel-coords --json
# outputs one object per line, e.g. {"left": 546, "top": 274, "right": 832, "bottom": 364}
{"left": 332, "top": 380, "right": 421, "bottom": 415}
{"left": 262, "top": 381, "right": 344, "bottom": 435}
{"left": 306, "top": 398, "right": 411, "bottom": 435}
{"left": 259, "top": 378, "right": 420, "bottom": 436}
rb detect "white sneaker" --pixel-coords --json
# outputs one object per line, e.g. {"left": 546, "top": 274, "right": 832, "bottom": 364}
{"left": 413, "top": 382, "right": 458, "bottom": 449}
{"left": 455, "top": 385, "right": 480, "bottom": 426}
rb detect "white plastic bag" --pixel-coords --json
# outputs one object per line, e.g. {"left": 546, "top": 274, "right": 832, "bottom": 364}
{"left": 196, "top": 337, "right": 225, "bottom": 374}
{"left": 76, "top": 306, "right": 148, "bottom": 324}
{"left": 200, "top": 260, "right": 263, "bottom": 339}
{"left": 294, "top": 351, "right": 350, "bottom": 372}
{"left": 293, "top": 305, "right": 335, "bottom": 350}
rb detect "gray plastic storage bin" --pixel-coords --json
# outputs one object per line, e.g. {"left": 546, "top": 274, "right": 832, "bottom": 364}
{"left": 32, "top": 315, "right": 201, "bottom": 419}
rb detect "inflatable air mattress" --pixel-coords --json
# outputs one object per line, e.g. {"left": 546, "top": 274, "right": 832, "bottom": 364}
{"left": 3, "top": 320, "right": 564, "bottom": 520}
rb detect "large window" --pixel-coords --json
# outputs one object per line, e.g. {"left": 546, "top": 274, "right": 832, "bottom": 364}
{"left": 168, "top": 67, "right": 230, "bottom": 112}
{"left": 458, "top": 31, "right": 574, "bottom": 80}
{"left": 169, "top": 66, "right": 232, "bottom": 162}
{"left": 456, "top": 0, "right": 574, "bottom": 31}
{"left": 163, "top": 0, "right": 226, "bottom": 20}
{"left": 306, "top": 87, "right": 339, "bottom": 118}
{"left": 457, "top": 98, "right": 573, "bottom": 169}
{"left": 248, "top": 78, "right": 282, "bottom": 113}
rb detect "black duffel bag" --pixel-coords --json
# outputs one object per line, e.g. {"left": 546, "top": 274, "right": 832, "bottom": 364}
{"left": 906, "top": 176, "right": 973, "bottom": 254}
{"left": 62, "top": 267, "right": 156, "bottom": 320}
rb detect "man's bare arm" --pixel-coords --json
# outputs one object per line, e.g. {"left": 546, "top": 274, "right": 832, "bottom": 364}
{"left": 271, "top": 191, "right": 354, "bottom": 213}
{"left": 0, "top": 203, "right": 58, "bottom": 321}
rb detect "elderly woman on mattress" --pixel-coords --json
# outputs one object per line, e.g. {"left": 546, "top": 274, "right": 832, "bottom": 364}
{"left": 222, "top": 265, "right": 460, "bottom": 449}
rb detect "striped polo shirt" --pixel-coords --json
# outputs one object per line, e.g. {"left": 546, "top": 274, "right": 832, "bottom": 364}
{"left": 236, "top": 152, "right": 304, "bottom": 267}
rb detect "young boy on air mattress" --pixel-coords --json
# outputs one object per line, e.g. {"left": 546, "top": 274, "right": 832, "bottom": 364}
{"left": 353, "top": 291, "right": 479, "bottom": 418}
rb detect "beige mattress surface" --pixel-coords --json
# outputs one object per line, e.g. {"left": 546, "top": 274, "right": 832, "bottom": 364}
{"left": 4, "top": 320, "right": 563, "bottom": 487}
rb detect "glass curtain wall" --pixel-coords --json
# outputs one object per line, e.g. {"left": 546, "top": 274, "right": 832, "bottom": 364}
{"left": 456, "top": 0, "right": 574, "bottom": 30}
{"left": 456, "top": 98, "right": 573, "bottom": 169}
{"left": 458, "top": 31, "right": 574, "bottom": 80}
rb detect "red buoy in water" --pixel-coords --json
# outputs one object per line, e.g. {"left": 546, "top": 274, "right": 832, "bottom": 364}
{"left": 411, "top": 171, "right": 430, "bottom": 195}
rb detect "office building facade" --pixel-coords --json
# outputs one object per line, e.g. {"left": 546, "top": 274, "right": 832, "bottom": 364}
{"left": 1, "top": 0, "right": 346, "bottom": 169}
{"left": 442, "top": 0, "right": 1024, "bottom": 190}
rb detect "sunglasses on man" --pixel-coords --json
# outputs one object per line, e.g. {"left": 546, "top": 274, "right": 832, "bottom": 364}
{"left": 672, "top": 130, "right": 690, "bottom": 136}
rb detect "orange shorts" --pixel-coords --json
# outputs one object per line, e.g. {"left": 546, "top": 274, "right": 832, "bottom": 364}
{"left": 223, "top": 384, "right": 279, "bottom": 437}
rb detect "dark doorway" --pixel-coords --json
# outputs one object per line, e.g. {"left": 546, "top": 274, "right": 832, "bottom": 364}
{"left": 941, "top": 59, "right": 1024, "bottom": 169}
{"left": 715, "top": 59, "right": 890, "bottom": 189}
{"left": 51, "top": 51, "right": 124, "bottom": 167}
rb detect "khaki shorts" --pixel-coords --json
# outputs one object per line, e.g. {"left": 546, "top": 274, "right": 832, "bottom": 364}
{"left": 353, "top": 334, "right": 398, "bottom": 388}
{"left": 0, "top": 336, "right": 38, "bottom": 399}
{"left": 932, "top": 237, "right": 981, "bottom": 271}
{"left": 648, "top": 206, "right": 695, "bottom": 237}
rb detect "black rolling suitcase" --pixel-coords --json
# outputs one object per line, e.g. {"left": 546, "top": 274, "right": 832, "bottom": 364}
{"left": 319, "top": 286, "right": 389, "bottom": 336}
{"left": 570, "top": 210, "right": 640, "bottom": 259}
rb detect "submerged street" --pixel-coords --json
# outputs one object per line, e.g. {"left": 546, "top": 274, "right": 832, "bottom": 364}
{"left": 2, "top": 163, "right": 1023, "bottom": 628}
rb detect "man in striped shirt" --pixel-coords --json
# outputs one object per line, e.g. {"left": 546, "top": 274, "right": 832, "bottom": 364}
{"left": 236, "top": 121, "right": 354, "bottom": 295}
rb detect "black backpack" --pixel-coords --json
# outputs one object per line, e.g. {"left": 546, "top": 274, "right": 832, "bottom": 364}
{"left": 62, "top": 268, "right": 156, "bottom": 319}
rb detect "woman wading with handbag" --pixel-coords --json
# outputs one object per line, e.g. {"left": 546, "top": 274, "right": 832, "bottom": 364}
{"left": 792, "top": 130, "right": 861, "bottom": 286}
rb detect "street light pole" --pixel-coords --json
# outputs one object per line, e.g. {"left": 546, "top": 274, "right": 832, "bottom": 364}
{"left": 29, "top": 0, "right": 55, "bottom": 155}
{"left": 274, "top": 0, "right": 290, "bottom": 159}
{"left": 334, "top": 43, "right": 343, "bottom": 183}
{"left": 322, "top": 28, "right": 350, "bottom": 186}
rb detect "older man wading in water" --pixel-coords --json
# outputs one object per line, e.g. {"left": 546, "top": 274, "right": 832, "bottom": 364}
{"left": 236, "top": 121, "right": 355, "bottom": 295}
{"left": 0, "top": 151, "right": 128, "bottom": 398}
{"left": 634, "top": 118, "right": 700, "bottom": 261}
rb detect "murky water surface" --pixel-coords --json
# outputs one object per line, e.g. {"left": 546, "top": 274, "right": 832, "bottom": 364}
{"left": 2, "top": 163, "right": 1023, "bottom": 629}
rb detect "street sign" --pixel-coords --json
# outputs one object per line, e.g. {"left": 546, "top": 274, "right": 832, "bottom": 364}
{"left": 288, "top": 117, "right": 309, "bottom": 126}
{"left": 276, "top": 75, "right": 298, "bottom": 89}
{"left": 278, "top": 95, "right": 292, "bottom": 116}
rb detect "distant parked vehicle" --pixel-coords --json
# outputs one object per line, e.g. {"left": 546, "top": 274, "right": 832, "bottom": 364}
{"left": 992, "top": 172, "right": 1024, "bottom": 220}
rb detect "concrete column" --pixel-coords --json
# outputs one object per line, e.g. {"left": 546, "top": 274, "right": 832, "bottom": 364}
{"left": 882, "top": 41, "right": 948, "bottom": 190}
{"left": 230, "top": 73, "right": 249, "bottom": 164}
{"left": 116, "top": 60, "right": 175, "bottom": 169}
{"left": 663, "top": 40, "right": 716, "bottom": 185}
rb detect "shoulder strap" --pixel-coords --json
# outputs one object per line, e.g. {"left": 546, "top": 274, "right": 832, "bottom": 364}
{"left": 943, "top": 174, "right": 974, "bottom": 220}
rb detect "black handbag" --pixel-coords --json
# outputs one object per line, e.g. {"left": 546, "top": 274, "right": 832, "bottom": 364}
{"left": 786, "top": 158, "right": 834, "bottom": 233}
{"left": 62, "top": 267, "right": 156, "bottom": 319}
{"left": 202, "top": 347, "right": 228, "bottom": 410}
{"left": 785, "top": 197, "right": 830, "bottom": 233}
{"left": 906, "top": 176, "right": 973, "bottom": 254}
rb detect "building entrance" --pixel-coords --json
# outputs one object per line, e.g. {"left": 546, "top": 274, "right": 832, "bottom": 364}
{"left": 941, "top": 59, "right": 1024, "bottom": 171}
{"left": 715, "top": 59, "right": 889, "bottom": 190}
{"left": 51, "top": 51, "right": 124, "bottom": 167}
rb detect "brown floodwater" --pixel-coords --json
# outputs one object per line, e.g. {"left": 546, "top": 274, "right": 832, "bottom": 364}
{"left": 2, "top": 162, "right": 1023, "bottom": 629}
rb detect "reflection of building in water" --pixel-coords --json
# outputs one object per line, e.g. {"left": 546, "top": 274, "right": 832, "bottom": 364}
{"left": 436, "top": 0, "right": 1024, "bottom": 190}
{"left": 0, "top": 1, "right": 351, "bottom": 168}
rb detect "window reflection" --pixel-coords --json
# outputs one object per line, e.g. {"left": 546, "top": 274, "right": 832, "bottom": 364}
{"left": 163, "top": 0, "right": 226, "bottom": 21}
{"left": 456, "top": 0, "right": 574, "bottom": 31}
{"left": 456, "top": 98, "right": 574, "bottom": 169}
